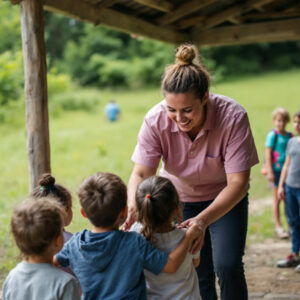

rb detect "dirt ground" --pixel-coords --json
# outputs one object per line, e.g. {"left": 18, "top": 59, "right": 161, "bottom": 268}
{"left": 245, "top": 197, "right": 300, "bottom": 295}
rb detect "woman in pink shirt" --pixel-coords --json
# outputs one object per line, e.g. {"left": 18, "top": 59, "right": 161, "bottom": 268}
{"left": 124, "top": 44, "right": 259, "bottom": 300}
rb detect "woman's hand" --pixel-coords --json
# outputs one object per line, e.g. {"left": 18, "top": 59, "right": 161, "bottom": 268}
{"left": 122, "top": 206, "right": 137, "bottom": 231}
{"left": 178, "top": 217, "right": 206, "bottom": 254}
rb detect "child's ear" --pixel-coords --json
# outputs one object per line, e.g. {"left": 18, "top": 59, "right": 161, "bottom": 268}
{"left": 118, "top": 206, "right": 128, "bottom": 225}
{"left": 80, "top": 208, "right": 87, "bottom": 218}
{"left": 121, "top": 205, "right": 128, "bottom": 218}
{"left": 54, "top": 233, "right": 63, "bottom": 247}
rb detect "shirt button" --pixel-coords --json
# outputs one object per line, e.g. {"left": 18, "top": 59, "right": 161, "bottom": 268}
{"left": 190, "top": 151, "right": 193, "bottom": 155}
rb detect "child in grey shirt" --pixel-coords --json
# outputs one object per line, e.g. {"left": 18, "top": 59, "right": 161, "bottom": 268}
{"left": 277, "top": 110, "right": 300, "bottom": 272}
{"left": 3, "top": 198, "right": 80, "bottom": 300}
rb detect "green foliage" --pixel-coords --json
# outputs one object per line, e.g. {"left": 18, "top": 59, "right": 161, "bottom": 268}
{"left": 202, "top": 42, "right": 300, "bottom": 81}
{"left": 0, "top": 1, "right": 21, "bottom": 53}
{"left": 49, "top": 88, "right": 100, "bottom": 117}
{"left": 47, "top": 68, "right": 71, "bottom": 97}
{"left": 60, "top": 24, "right": 174, "bottom": 87}
{"left": 0, "top": 51, "right": 23, "bottom": 106}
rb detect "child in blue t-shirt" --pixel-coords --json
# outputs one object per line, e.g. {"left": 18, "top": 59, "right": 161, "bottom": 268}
{"left": 131, "top": 176, "right": 201, "bottom": 300}
{"left": 54, "top": 172, "right": 200, "bottom": 300}
{"left": 264, "top": 107, "right": 292, "bottom": 238}
{"left": 104, "top": 99, "right": 120, "bottom": 122}
{"left": 277, "top": 110, "right": 300, "bottom": 272}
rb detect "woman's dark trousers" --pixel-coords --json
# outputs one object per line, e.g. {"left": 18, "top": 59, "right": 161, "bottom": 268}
{"left": 183, "top": 195, "right": 248, "bottom": 300}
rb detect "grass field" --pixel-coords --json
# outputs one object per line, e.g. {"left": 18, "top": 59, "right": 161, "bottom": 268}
{"left": 0, "top": 69, "right": 299, "bottom": 285}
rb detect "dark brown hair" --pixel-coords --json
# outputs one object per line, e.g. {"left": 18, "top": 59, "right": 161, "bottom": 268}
{"left": 77, "top": 172, "right": 127, "bottom": 227}
{"left": 11, "top": 198, "right": 63, "bottom": 256}
{"left": 31, "top": 173, "right": 72, "bottom": 209}
{"left": 161, "top": 44, "right": 210, "bottom": 101}
{"left": 135, "top": 176, "right": 181, "bottom": 243}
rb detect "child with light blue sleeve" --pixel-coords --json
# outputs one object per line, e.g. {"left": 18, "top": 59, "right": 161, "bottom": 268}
{"left": 264, "top": 107, "right": 292, "bottom": 238}
{"left": 54, "top": 172, "right": 200, "bottom": 300}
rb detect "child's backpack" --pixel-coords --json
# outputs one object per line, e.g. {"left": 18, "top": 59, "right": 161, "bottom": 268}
{"left": 260, "top": 130, "right": 278, "bottom": 176}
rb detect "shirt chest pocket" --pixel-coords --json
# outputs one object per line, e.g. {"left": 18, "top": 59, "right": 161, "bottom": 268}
{"left": 199, "top": 155, "right": 226, "bottom": 184}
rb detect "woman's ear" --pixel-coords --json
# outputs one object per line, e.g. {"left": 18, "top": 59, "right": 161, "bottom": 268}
{"left": 80, "top": 207, "right": 87, "bottom": 218}
{"left": 201, "top": 91, "right": 209, "bottom": 105}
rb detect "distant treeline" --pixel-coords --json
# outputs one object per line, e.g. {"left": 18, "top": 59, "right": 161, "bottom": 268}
{"left": 1, "top": 1, "right": 300, "bottom": 95}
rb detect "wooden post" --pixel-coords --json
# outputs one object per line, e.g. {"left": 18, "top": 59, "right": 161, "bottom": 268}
{"left": 20, "top": 0, "right": 51, "bottom": 191}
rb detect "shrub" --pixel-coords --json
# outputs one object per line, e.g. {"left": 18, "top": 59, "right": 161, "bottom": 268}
{"left": 49, "top": 89, "right": 100, "bottom": 115}
{"left": 47, "top": 69, "right": 71, "bottom": 97}
{"left": 0, "top": 51, "right": 23, "bottom": 106}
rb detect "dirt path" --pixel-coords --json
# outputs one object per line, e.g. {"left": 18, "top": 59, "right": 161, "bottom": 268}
{"left": 245, "top": 197, "right": 300, "bottom": 298}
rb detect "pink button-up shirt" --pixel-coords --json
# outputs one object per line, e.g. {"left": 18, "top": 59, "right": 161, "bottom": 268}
{"left": 132, "top": 93, "right": 259, "bottom": 202}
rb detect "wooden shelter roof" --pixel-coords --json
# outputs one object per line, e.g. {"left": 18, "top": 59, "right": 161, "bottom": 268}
{"left": 41, "top": 0, "right": 300, "bottom": 46}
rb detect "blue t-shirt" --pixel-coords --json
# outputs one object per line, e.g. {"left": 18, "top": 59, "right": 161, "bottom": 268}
{"left": 105, "top": 103, "right": 120, "bottom": 121}
{"left": 265, "top": 130, "right": 292, "bottom": 172}
{"left": 56, "top": 229, "right": 168, "bottom": 300}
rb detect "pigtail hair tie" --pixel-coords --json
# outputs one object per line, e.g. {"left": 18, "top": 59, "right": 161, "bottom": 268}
{"left": 145, "top": 194, "right": 151, "bottom": 199}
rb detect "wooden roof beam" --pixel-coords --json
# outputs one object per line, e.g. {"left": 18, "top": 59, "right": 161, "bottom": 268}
{"left": 193, "top": 18, "right": 300, "bottom": 47}
{"left": 240, "top": 11, "right": 300, "bottom": 21}
{"left": 96, "top": 0, "right": 122, "bottom": 9}
{"left": 157, "top": 0, "right": 216, "bottom": 25}
{"left": 133, "top": 0, "right": 174, "bottom": 13}
{"left": 44, "top": 0, "right": 188, "bottom": 44}
{"left": 193, "top": 0, "right": 275, "bottom": 32}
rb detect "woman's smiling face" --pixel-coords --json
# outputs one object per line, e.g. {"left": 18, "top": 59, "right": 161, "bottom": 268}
{"left": 165, "top": 91, "right": 207, "bottom": 139}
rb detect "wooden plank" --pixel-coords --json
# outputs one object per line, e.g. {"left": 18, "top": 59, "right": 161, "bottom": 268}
{"left": 20, "top": 0, "right": 51, "bottom": 191}
{"left": 134, "top": 0, "right": 174, "bottom": 13}
{"left": 157, "top": 0, "right": 216, "bottom": 25}
{"left": 96, "top": 0, "right": 121, "bottom": 9}
{"left": 193, "top": 18, "right": 300, "bottom": 47}
{"left": 44, "top": 0, "right": 187, "bottom": 44}
{"left": 177, "top": 15, "right": 205, "bottom": 30}
{"left": 241, "top": 11, "right": 300, "bottom": 21}
{"left": 193, "top": 0, "right": 275, "bottom": 31}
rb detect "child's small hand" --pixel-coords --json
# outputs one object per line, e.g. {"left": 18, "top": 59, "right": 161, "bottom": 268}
{"left": 277, "top": 186, "right": 285, "bottom": 200}
{"left": 185, "top": 224, "right": 204, "bottom": 254}
{"left": 267, "top": 171, "right": 275, "bottom": 183}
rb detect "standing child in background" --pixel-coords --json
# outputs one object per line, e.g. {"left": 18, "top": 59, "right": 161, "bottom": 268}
{"left": 131, "top": 176, "right": 201, "bottom": 300}
{"left": 30, "top": 173, "right": 80, "bottom": 288}
{"left": 2, "top": 198, "right": 80, "bottom": 300}
{"left": 104, "top": 99, "right": 120, "bottom": 122}
{"left": 277, "top": 110, "right": 300, "bottom": 272}
{"left": 265, "top": 108, "right": 292, "bottom": 239}
{"left": 54, "top": 172, "right": 200, "bottom": 300}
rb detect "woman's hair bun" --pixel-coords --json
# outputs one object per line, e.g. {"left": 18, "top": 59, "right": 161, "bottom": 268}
{"left": 39, "top": 173, "right": 55, "bottom": 187}
{"left": 175, "top": 44, "right": 196, "bottom": 66}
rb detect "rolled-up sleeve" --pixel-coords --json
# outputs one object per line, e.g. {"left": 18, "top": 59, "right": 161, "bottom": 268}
{"left": 131, "top": 118, "right": 162, "bottom": 169}
{"left": 224, "top": 112, "right": 259, "bottom": 173}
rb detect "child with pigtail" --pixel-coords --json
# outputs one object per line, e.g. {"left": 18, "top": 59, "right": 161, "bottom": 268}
{"left": 31, "top": 173, "right": 81, "bottom": 293}
{"left": 131, "top": 176, "right": 201, "bottom": 300}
